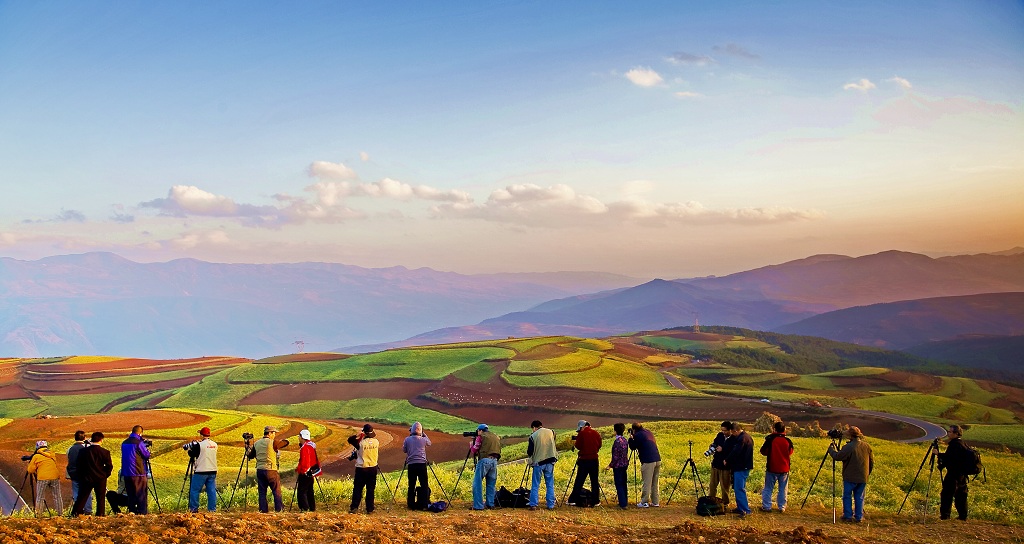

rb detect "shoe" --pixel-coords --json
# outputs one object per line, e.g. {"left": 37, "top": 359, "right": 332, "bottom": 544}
{"left": 637, "top": 502, "right": 649, "bottom": 508}
{"left": 841, "top": 517, "right": 855, "bottom": 523}
{"left": 761, "top": 507, "right": 773, "bottom": 512}
{"left": 651, "top": 503, "right": 660, "bottom": 507}
{"left": 779, "top": 507, "right": 786, "bottom": 513}
{"left": 619, "top": 505, "right": 628, "bottom": 510}
{"left": 730, "top": 508, "right": 743, "bottom": 514}
{"left": 349, "top": 508, "right": 357, "bottom": 514}
{"left": 528, "top": 506, "right": 537, "bottom": 511}
{"left": 567, "top": 502, "right": 576, "bottom": 506}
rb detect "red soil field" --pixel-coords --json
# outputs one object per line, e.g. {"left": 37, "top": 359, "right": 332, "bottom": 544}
{"left": 22, "top": 356, "right": 247, "bottom": 375}
{"left": 18, "top": 373, "right": 219, "bottom": 395}
{"left": 0, "top": 384, "right": 31, "bottom": 400}
{"left": 239, "top": 380, "right": 436, "bottom": 405}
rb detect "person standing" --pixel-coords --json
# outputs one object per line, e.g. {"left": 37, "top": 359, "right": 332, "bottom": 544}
{"left": 73, "top": 432, "right": 113, "bottom": 516}
{"left": 724, "top": 422, "right": 754, "bottom": 517}
{"left": 709, "top": 421, "right": 733, "bottom": 507}
{"left": 527, "top": 420, "right": 558, "bottom": 510}
{"left": 296, "top": 429, "right": 321, "bottom": 512}
{"left": 628, "top": 422, "right": 661, "bottom": 508}
{"left": 469, "top": 423, "right": 501, "bottom": 510}
{"left": 402, "top": 422, "right": 431, "bottom": 510}
{"left": 186, "top": 427, "right": 218, "bottom": 512}
{"left": 760, "top": 421, "right": 794, "bottom": 513}
{"left": 606, "top": 423, "right": 630, "bottom": 509}
{"left": 569, "top": 420, "right": 601, "bottom": 506}
{"left": 27, "top": 440, "right": 62, "bottom": 516}
{"left": 828, "top": 426, "right": 874, "bottom": 523}
{"left": 120, "top": 425, "right": 151, "bottom": 514}
{"left": 249, "top": 426, "right": 288, "bottom": 513}
{"left": 937, "top": 424, "right": 971, "bottom": 521}
{"left": 67, "top": 430, "right": 93, "bottom": 515}
{"left": 349, "top": 424, "right": 380, "bottom": 514}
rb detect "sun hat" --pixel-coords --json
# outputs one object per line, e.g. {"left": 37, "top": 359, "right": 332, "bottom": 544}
{"left": 299, "top": 429, "right": 311, "bottom": 440}
{"left": 264, "top": 426, "right": 278, "bottom": 434}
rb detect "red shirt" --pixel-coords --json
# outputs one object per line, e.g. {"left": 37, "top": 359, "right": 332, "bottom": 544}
{"left": 574, "top": 426, "right": 602, "bottom": 461}
{"left": 760, "top": 433, "right": 794, "bottom": 474}
{"left": 297, "top": 441, "right": 321, "bottom": 476}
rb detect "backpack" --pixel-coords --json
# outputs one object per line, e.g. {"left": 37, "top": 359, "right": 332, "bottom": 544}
{"left": 568, "top": 488, "right": 599, "bottom": 507}
{"left": 426, "top": 500, "right": 448, "bottom": 513}
{"left": 414, "top": 485, "right": 431, "bottom": 510}
{"left": 962, "top": 444, "right": 984, "bottom": 478}
{"left": 696, "top": 495, "right": 725, "bottom": 516}
{"left": 497, "top": 486, "right": 530, "bottom": 508}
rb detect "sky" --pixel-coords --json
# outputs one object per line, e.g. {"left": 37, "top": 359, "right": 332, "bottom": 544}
{"left": 1, "top": 1, "right": 1022, "bottom": 278}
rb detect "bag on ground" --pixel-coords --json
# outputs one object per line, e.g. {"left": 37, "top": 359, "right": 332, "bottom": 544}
{"left": 696, "top": 495, "right": 726, "bottom": 516}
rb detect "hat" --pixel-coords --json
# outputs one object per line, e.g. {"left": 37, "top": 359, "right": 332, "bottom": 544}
{"left": 477, "top": 423, "right": 488, "bottom": 431}
{"left": 362, "top": 424, "right": 374, "bottom": 434}
{"left": 198, "top": 427, "right": 211, "bottom": 437}
{"left": 36, "top": 440, "right": 47, "bottom": 448}
{"left": 847, "top": 426, "right": 864, "bottom": 437}
{"left": 299, "top": 429, "right": 311, "bottom": 440}
{"left": 577, "top": 420, "right": 588, "bottom": 430}
{"left": 264, "top": 426, "right": 278, "bottom": 434}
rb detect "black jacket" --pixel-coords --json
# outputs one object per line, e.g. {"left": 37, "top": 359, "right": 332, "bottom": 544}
{"left": 938, "top": 438, "right": 973, "bottom": 475}
{"left": 77, "top": 445, "right": 114, "bottom": 485}
{"left": 711, "top": 432, "right": 731, "bottom": 470}
{"left": 724, "top": 431, "right": 754, "bottom": 472}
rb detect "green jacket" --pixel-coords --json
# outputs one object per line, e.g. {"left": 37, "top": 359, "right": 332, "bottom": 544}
{"left": 829, "top": 437, "right": 874, "bottom": 484}
{"left": 528, "top": 427, "right": 558, "bottom": 466}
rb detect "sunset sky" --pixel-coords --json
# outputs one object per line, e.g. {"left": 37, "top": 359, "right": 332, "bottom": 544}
{"left": 1, "top": 1, "right": 1021, "bottom": 278}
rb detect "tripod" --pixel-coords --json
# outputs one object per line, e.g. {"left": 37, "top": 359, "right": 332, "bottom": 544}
{"left": 800, "top": 434, "right": 843, "bottom": 523}
{"left": 449, "top": 445, "right": 475, "bottom": 501}
{"left": 629, "top": 448, "right": 639, "bottom": 505}
{"left": 7, "top": 470, "right": 34, "bottom": 516}
{"left": 227, "top": 440, "right": 254, "bottom": 510}
{"left": 898, "top": 438, "right": 941, "bottom": 521}
{"left": 666, "top": 441, "right": 706, "bottom": 505}
{"left": 176, "top": 457, "right": 196, "bottom": 511}
{"left": 559, "top": 457, "right": 607, "bottom": 507}
{"left": 145, "top": 458, "right": 162, "bottom": 513}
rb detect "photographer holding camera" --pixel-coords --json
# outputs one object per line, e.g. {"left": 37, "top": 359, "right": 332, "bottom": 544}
{"left": 402, "top": 422, "right": 430, "bottom": 510}
{"left": 67, "top": 430, "right": 92, "bottom": 515}
{"left": 185, "top": 427, "right": 218, "bottom": 512}
{"left": 120, "top": 425, "right": 151, "bottom": 514}
{"left": 627, "top": 422, "right": 661, "bottom": 508}
{"left": 828, "top": 426, "right": 873, "bottom": 523}
{"left": 723, "top": 422, "right": 754, "bottom": 517}
{"left": 469, "top": 423, "right": 501, "bottom": 510}
{"left": 568, "top": 420, "right": 601, "bottom": 507}
{"left": 760, "top": 421, "right": 794, "bottom": 513}
{"left": 26, "top": 440, "right": 62, "bottom": 516}
{"left": 73, "top": 432, "right": 112, "bottom": 516}
{"left": 296, "top": 429, "right": 321, "bottom": 512}
{"left": 708, "top": 421, "right": 733, "bottom": 508}
{"left": 348, "top": 423, "right": 380, "bottom": 514}
{"left": 937, "top": 425, "right": 972, "bottom": 521}
{"left": 248, "top": 426, "right": 289, "bottom": 513}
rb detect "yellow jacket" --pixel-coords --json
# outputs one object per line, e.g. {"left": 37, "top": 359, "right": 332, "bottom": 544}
{"left": 27, "top": 447, "right": 60, "bottom": 481}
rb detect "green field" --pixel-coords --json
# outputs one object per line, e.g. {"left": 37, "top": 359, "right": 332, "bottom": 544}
{"left": 815, "top": 367, "right": 891, "bottom": 377}
{"left": 506, "top": 349, "right": 602, "bottom": 374}
{"left": 854, "top": 393, "right": 1017, "bottom": 424}
{"left": 934, "top": 377, "right": 1004, "bottom": 405}
{"left": 959, "top": 424, "right": 1024, "bottom": 450}
{"left": 639, "top": 335, "right": 778, "bottom": 353}
{"left": 159, "top": 368, "right": 271, "bottom": 410}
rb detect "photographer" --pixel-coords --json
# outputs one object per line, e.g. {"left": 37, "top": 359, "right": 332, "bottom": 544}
{"left": 248, "top": 426, "right": 289, "bottom": 513}
{"left": 186, "top": 427, "right": 218, "bottom": 512}
{"left": 26, "top": 440, "right": 62, "bottom": 516}
{"left": 723, "top": 422, "right": 753, "bottom": 517}
{"left": 937, "top": 425, "right": 971, "bottom": 521}
{"left": 296, "top": 429, "right": 321, "bottom": 512}
{"left": 67, "top": 430, "right": 92, "bottom": 515}
{"left": 349, "top": 424, "right": 379, "bottom": 514}
{"left": 759, "top": 421, "right": 794, "bottom": 513}
{"left": 708, "top": 421, "right": 733, "bottom": 508}
{"left": 120, "top": 425, "right": 151, "bottom": 514}
{"left": 527, "top": 420, "right": 558, "bottom": 510}
{"left": 568, "top": 420, "right": 601, "bottom": 507}
{"left": 402, "top": 422, "right": 430, "bottom": 510}
{"left": 73, "top": 432, "right": 112, "bottom": 516}
{"left": 828, "top": 426, "right": 874, "bottom": 523}
{"left": 627, "top": 422, "right": 661, "bottom": 508}
{"left": 469, "top": 423, "right": 500, "bottom": 510}
{"left": 606, "top": 423, "right": 629, "bottom": 509}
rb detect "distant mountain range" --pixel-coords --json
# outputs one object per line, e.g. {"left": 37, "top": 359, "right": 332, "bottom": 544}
{"left": 0, "top": 253, "right": 639, "bottom": 358}
{"left": 353, "top": 250, "right": 1024, "bottom": 351}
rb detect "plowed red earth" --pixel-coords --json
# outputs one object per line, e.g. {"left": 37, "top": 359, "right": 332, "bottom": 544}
{"left": 0, "top": 509, "right": 1016, "bottom": 543}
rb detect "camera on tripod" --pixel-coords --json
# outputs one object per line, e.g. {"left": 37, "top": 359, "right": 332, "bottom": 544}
{"left": 827, "top": 428, "right": 844, "bottom": 441}
{"left": 143, "top": 439, "right": 154, "bottom": 448}
{"left": 702, "top": 443, "right": 716, "bottom": 457}
{"left": 242, "top": 432, "right": 254, "bottom": 443}
{"left": 20, "top": 455, "right": 32, "bottom": 462}
{"left": 461, "top": 430, "right": 479, "bottom": 438}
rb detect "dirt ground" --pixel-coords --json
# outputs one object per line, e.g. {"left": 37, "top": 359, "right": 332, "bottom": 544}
{"left": 0, "top": 504, "right": 1018, "bottom": 544}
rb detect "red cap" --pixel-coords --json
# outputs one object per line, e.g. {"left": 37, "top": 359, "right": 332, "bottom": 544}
{"left": 199, "top": 427, "right": 211, "bottom": 437}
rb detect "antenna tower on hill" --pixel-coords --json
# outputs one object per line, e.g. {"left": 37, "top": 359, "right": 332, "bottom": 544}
{"left": 293, "top": 340, "right": 305, "bottom": 353}
{"left": 693, "top": 312, "right": 700, "bottom": 333}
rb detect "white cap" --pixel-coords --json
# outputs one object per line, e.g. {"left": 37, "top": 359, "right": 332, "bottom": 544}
{"left": 299, "top": 429, "right": 311, "bottom": 440}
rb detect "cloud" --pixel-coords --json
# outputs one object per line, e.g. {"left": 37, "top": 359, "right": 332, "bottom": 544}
{"left": 141, "top": 185, "right": 286, "bottom": 226}
{"left": 308, "top": 160, "right": 358, "bottom": 180}
{"left": 667, "top": 52, "right": 713, "bottom": 66}
{"left": 674, "top": 91, "right": 703, "bottom": 99}
{"left": 887, "top": 76, "right": 912, "bottom": 90}
{"left": 843, "top": 79, "right": 876, "bottom": 92}
{"left": 874, "top": 93, "right": 1016, "bottom": 128}
{"left": 359, "top": 151, "right": 370, "bottom": 162}
{"left": 713, "top": 43, "right": 760, "bottom": 60}
{"left": 625, "top": 67, "right": 664, "bottom": 87}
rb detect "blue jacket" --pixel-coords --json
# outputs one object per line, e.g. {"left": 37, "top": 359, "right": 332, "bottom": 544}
{"left": 628, "top": 428, "right": 661, "bottom": 464}
{"left": 121, "top": 433, "right": 151, "bottom": 477}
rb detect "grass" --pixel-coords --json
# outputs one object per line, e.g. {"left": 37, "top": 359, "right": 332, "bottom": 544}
{"left": 815, "top": 367, "right": 891, "bottom": 377}
{"left": 85, "top": 367, "right": 216, "bottom": 384}
{"left": 570, "top": 339, "right": 614, "bottom": 351}
{"left": 60, "top": 356, "right": 124, "bottom": 365}
{"left": 775, "top": 375, "right": 836, "bottom": 390}
{"left": 854, "top": 393, "right": 1017, "bottom": 425}
{"left": 934, "top": 377, "right": 1004, "bottom": 405}
{"left": 158, "top": 368, "right": 271, "bottom": 410}
{"left": 503, "top": 356, "right": 700, "bottom": 395}
{"left": 451, "top": 361, "right": 499, "bottom": 383}
{"left": 495, "top": 336, "right": 577, "bottom": 353}
{"left": 506, "top": 350, "right": 602, "bottom": 374}
{"left": 35, "top": 392, "right": 136, "bottom": 416}
{"left": 959, "top": 424, "right": 1024, "bottom": 450}
{"left": 228, "top": 347, "right": 514, "bottom": 383}
{"left": 638, "top": 335, "right": 777, "bottom": 352}
{"left": 0, "top": 399, "right": 47, "bottom": 418}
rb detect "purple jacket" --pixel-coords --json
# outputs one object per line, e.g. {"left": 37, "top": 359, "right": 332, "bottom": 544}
{"left": 121, "top": 433, "right": 151, "bottom": 477}
{"left": 609, "top": 435, "right": 629, "bottom": 468}
{"left": 403, "top": 434, "right": 432, "bottom": 464}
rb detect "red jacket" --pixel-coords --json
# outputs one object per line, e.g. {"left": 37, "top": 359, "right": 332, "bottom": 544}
{"left": 574, "top": 426, "right": 602, "bottom": 461}
{"left": 296, "top": 441, "right": 321, "bottom": 477}
{"left": 760, "top": 432, "right": 794, "bottom": 474}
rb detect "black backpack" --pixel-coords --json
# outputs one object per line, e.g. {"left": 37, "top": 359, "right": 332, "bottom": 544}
{"left": 962, "top": 444, "right": 984, "bottom": 478}
{"left": 696, "top": 495, "right": 725, "bottom": 516}
{"left": 414, "top": 485, "right": 431, "bottom": 510}
{"left": 497, "top": 486, "right": 530, "bottom": 508}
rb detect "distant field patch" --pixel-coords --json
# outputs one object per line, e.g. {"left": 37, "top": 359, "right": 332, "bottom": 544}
{"left": 506, "top": 350, "right": 602, "bottom": 375}
{"left": 570, "top": 339, "right": 614, "bottom": 351}
{"left": 854, "top": 393, "right": 1017, "bottom": 424}
{"left": 62, "top": 356, "right": 124, "bottom": 365}
{"left": 776, "top": 375, "right": 836, "bottom": 390}
{"left": 36, "top": 392, "right": 137, "bottom": 416}
{"left": 935, "top": 377, "right": 1004, "bottom": 405}
{"left": 255, "top": 352, "right": 351, "bottom": 364}
{"left": 159, "top": 368, "right": 271, "bottom": 410}
{"left": 960, "top": 425, "right": 1024, "bottom": 450}
{"left": 639, "top": 335, "right": 777, "bottom": 353}
{"left": 452, "top": 361, "right": 499, "bottom": 383}
{"left": 816, "top": 367, "right": 891, "bottom": 377}
{"left": 85, "top": 367, "right": 216, "bottom": 384}
{"left": 496, "top": 336, "right": 577, "bottom": 353}
{"left": 503, "top": 356, "right": 701, "bottom": 395}
{"left": 245, "top": 398, "right": 474, "bottom": 434}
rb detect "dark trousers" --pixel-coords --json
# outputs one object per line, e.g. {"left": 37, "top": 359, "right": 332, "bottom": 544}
{"left": 351, "top": 467, "right": 377, "bottom": 513}
{"left": 257, "top": 469, "right": 284, "bottom": 513}
{"left": 570, "top": 459, "right": 600, "bottom": 504}
{"left": 124, "top": 475, "right": 148, "bottom": 514}
{"left": 406, "top": 463, "right": 428, "bottom": 509}
{"left": 940, "top": 472, "right": 969, "bottom": 520}
{"left": 73, "top": 481, "right": 106, "bottom": 516}
{"left": 296, "top": 474, "right": 316, "bottom": 512}
{"left": 613, "top": 466, "right": 628, "bottom": 507}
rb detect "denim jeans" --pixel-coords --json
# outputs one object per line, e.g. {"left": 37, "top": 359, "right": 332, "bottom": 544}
{"left": 762, "top": 471, "right": 789, "bottom": 511}
{"left": 472, "top": 457, "right": 497, "bottom": 509}
{"left": 732, "top": 470, "right": 751, "bottom": 514}
{"left": 529, "top": 462, "right": 555, "bottom": 508}
{"left": 613, "top": 467, "right": 628, "bottom": 507}
{"left": 843, "top": 481, "right": 866, "bottom": 521}
{"left": 71, "top": 480, "right": 93, "bottom": 514}
{"left": 189, "top": 473, "right": 217, "bottom": 512}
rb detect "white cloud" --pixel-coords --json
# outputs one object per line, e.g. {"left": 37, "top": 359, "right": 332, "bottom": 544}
{"left": 667, "top": 52, "right": 713, "bottom": 66}
{"left": 359, "top": 151, "right": 370, "bottom": 162}
{"left": 843, "top": 79, "right": 876, "bottom": 92}
{"left": 888, "top": 76, "right": 912, "bottom": 90}
{"left": 308, "top": 160, "right": 358, "bottom": 180}
{"left": 625, "top": 67, "right": 664, "bottom": 87}
{"left": 674, "top": 91, "right": 703, "bottom": 99}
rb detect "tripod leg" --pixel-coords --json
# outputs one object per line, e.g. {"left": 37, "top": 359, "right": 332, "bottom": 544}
{"left": 393, "top": 462, "right": 407, "bottom": 505}
{"left": 898, "top": 440, "right": 937, "bottom": 515}
{"left": 832, "top": 457, "right": 837, "bottom": 524}
{"left": 665, "top": 460, "right": 687, "bottom": 506}
{"left": 560, "top": 460, "right": 578, "bottom": 507}
{"left": 428, "top": 463, "right": 451, "bottom": 503}
{"left": 923, "top": 452, "right": 937, "bottom": 524}
{"left": 288, "top": 475, "right": 298, "bottom": 511}
{"left": 801, "top": 448, "right": 833, "bottom": 509}
{"left": 378, "top": 468, "right": 395, "bottom": 502}
{"left": 449, "top": 450, "right": 472, "bottom": 502}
